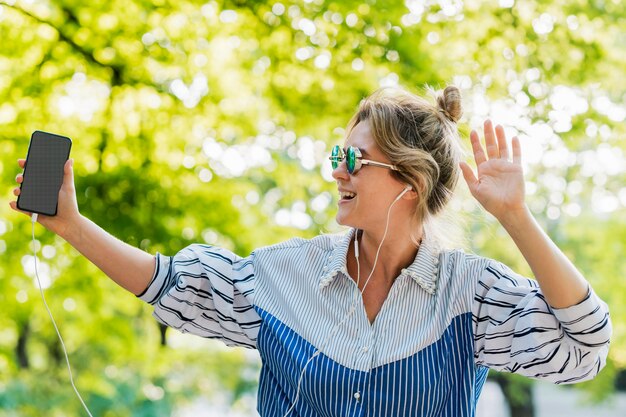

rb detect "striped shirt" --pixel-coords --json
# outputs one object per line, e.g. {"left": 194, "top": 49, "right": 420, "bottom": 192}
{"left": 137, "top": 228, "right": 611, "bottom": 417}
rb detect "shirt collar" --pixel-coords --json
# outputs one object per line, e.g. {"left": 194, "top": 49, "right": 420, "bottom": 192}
{"left": 319, "top": 228, "right": 439, "bottom": 295}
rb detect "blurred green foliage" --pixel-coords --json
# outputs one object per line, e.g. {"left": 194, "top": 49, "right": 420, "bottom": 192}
{"left": 0, "top": 0, "right": 624, "bottom": 415}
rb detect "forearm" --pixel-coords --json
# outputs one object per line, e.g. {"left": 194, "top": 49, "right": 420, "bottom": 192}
{"left": 499, "top": 206, "right": 589, "bottom": 309}
{"left": 61, "top": 215, "right": 156, "bottom": 295}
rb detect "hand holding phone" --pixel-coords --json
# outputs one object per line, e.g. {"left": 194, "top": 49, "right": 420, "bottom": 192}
{"left": 11, "top": 131, "right": 80, "bottom": 236}
{"left": 17, "top": 131, "right": 72, "bottom": 216}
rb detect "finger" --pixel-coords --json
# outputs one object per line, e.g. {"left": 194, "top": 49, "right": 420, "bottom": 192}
{"left": 483, "top": 120, "right": 499, "bottom": 159}
{"left": 512, "top": 136, "right": 522, "bottom": 164}
{"left": 13, "top": 187, "right": 21, "bottom": 196}
{"left": 459, "top": 161, "right": 479, "bottom": 194}
{"left": 9, "top": 200, "right": 32, "bottom": 217}
{"left": 16, "top": 173, "right": 23, "bottom": 184}
{"left": 495, "top": 125, "right": 509, "bottom": 160}
{"left": 18, "top": 159, "right": 25, "bottom": 168}
{"left": 470, "top": 130, "right": 487, "bottom": 166}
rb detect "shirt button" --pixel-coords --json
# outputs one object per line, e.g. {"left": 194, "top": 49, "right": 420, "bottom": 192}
{"left": 354, "top": 392, "right": 361, "bottom": 401}
{"left": 361, "top": 346, "right": 369, "bottom": 353}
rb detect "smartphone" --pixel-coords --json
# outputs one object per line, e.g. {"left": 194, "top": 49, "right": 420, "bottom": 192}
{"left": 17, "top": 131, "right": 72, "bottom": 216}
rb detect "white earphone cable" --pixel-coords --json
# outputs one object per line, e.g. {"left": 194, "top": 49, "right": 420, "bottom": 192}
{"left": 31, "top": 213, "right": 94, "bottom": 417}
{"left": 283, "top": 187, "right": 406, "bottom": 417}
{"left": 283, "top": 237, "right": 362, "bottom": 417}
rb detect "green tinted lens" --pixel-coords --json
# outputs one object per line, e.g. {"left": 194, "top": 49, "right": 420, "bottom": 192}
{"left": 346, "top": 146, "right": 357, "bottom": 173}
{"left": 330, "top": 145, "right": 341, "bottom": 169}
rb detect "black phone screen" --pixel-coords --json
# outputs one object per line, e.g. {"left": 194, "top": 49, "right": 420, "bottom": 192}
{"left": 17, "top": 131, "right": 72, "bottom": 216}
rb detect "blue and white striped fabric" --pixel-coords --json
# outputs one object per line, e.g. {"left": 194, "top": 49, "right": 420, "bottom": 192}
{"left": 137, "top": 229, "right": 611, "bottom": 417}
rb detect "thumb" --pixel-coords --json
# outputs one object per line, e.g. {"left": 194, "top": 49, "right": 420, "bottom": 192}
{"left": 459, "top": 161, "right": 478, "bottom": 193}
{"left": 63, "top": 158, "right": 74, "bottom": 186}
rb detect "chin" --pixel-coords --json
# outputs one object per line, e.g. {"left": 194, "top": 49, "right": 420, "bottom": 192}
{"left": 335, "top": 213, "right": 349, "bottom": 227}
{"left": 335, "top": 213, "right": 359, "bottom": 229}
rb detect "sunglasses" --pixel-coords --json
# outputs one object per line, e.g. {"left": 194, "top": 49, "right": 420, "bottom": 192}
{"left": 329, "top": 145, "right": 398, "bottom": 175}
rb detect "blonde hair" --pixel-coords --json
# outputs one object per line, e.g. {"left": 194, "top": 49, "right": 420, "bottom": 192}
{"left": 347, "top": 86, "right": 464, "bottom": 245}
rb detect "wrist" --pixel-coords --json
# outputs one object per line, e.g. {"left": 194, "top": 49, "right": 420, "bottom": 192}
{"left": 55, "top": 213, "right": 86, "bottom": 242}
{"left": 496, "top": 205, "right": 534, "bottom": 232}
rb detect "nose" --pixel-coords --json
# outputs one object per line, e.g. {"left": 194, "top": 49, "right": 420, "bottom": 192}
{"left": 331, "top": 159, "right": 350, "bottom": 181}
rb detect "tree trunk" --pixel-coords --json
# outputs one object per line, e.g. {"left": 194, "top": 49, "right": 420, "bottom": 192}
{"left": 159, "top": 322, "right": 168, "bottom": 346}
{"left": 16, "top": 321, "right": 30, "bottom": 369}
{"left": 491, "top": 373, "right": 536, "bottom": 417}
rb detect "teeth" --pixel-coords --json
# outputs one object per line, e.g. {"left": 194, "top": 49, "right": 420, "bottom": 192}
{"left": 340, "top": 191, "right": 356, "bottom": 199}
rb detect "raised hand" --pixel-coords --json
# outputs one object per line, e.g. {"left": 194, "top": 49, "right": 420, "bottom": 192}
{"left": 459, "top": 120, "right": 526, "bottom": 222}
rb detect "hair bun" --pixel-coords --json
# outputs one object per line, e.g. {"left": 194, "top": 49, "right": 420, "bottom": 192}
{"left": 436, "top": 86, "right": 462, "bottom": 123}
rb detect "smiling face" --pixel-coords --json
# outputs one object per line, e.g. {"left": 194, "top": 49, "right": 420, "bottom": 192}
{"left": 332, "top": 121, "right": 412, "bottom": 232}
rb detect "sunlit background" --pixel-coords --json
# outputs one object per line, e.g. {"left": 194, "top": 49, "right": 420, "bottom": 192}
{"left": 0, "top": 0, "right": 624, "bottom": 416}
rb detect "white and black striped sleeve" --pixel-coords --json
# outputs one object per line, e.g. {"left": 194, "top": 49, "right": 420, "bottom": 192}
{"left": 472, "top": 260, "right": 611, "bottom": 384}
{"left": 137, "top": 244, "right": 261, "bottom": 349}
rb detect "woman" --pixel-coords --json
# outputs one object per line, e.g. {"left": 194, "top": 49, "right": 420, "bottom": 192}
{"left": 11, "top": 86, "right": 611, "bottom": 417}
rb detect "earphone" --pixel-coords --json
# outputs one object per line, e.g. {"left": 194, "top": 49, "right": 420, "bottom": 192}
{"left": 394, "top": 185, "right": 412, "bottom": 202}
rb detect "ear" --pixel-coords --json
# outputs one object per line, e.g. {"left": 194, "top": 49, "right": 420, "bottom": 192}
{"left": 403, "top": 188, "right": 419, "bottom": 200}
{"left": 400, "top": 185, "right": 419, "bottom": 201}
